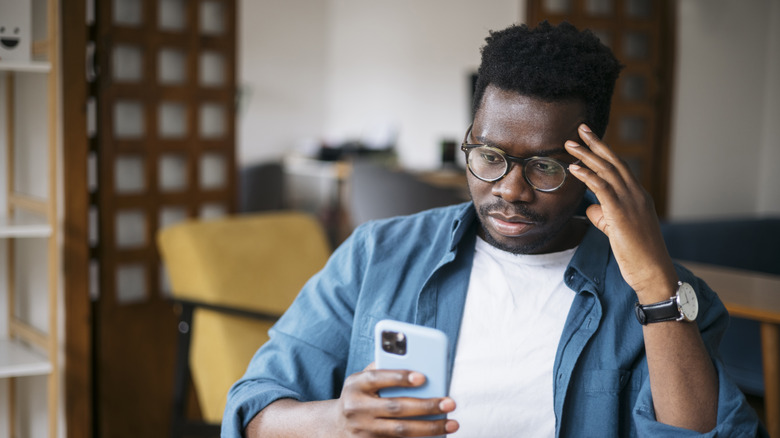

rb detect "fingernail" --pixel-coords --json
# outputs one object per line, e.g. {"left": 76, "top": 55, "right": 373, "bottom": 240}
{"left": 579, "top": 124, "right": 592, "bottom": 133}
{"left": 565, "top": 140, "right": 580, "bottom": 148}
{"left": 569, "top": 164, "right": 581, "bottom": 172}
{"left": 439, "top": 398, "right": 455, "bottom": 411}
{"left": 408, "top": 372, "right": 425, "bottom": 384}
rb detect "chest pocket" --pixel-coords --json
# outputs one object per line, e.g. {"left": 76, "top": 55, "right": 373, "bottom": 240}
{"left": 576, "top": 369, "right": 645, "bottom": 436}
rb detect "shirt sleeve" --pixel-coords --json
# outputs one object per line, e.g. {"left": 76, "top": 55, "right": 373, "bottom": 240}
{"left": 221, "top": 227, "right": 368, "bottom": 437}
{"left": 631, "top": 267, "right": 769, "bottom": 437}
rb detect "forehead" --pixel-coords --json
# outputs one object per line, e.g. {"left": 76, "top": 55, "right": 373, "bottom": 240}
{"left": 473, "top": 86, "right": 586, "bottom": 155}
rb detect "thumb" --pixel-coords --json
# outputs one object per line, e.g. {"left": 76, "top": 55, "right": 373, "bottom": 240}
{"left": 586, "top": 204, "right": 606, "bottom": 233}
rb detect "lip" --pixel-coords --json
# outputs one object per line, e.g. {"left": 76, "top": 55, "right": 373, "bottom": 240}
{"left": 487, "top": 213, "right": 536, "bottom": 237}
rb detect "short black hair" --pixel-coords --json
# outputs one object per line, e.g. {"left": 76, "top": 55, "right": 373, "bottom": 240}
{"left": 473, "top": 21, "right": 622, "bottom": 137}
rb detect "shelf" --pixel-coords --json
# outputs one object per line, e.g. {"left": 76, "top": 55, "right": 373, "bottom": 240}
{"left": 1, "top": 0, "right": 59, "bottom": 435}
{"left": 0, "top": 339, "right": 52, "bottom": 379}
{"left": 0, "top": 60, "right": 52, "bottom": 73}
{"left": 0, "top": 216, "right": 52, "bottom": 238}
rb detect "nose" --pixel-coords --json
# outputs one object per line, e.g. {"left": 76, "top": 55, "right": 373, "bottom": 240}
{"left": 490, "top": 162, "right": 535, "bottom": 203}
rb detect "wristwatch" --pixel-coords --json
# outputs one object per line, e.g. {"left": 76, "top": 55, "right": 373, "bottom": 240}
{"left": 634, "top": 281, "right": 698, "bottom": 325}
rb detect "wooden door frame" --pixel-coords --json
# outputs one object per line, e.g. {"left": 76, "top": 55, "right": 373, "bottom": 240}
{"left": 62, "top": 0, "right": 93, "bottom": 436}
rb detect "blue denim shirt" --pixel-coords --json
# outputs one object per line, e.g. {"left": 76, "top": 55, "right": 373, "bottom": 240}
{"left": 223, "top": 202, "right": 765, "bottom": 437}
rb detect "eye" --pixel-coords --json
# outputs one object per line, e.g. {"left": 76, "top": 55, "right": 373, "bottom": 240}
{"left": 477, "top": 148, "right": 504, "bottom": 165}
{"left": 529, "top": 159, "right": 561, "bottom": 175}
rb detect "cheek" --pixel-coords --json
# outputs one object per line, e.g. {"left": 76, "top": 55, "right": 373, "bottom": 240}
{"left": 466, "top": 174, "right": 491, "bottom": 200}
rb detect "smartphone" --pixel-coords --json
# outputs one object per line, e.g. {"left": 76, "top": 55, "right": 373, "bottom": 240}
{"left": 374, "top": 319, "right": 448, "bottom": 400}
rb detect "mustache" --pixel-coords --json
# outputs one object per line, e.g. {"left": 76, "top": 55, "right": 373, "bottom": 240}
{"left": 478, "top": 200, "right": 547, "bottom": 223}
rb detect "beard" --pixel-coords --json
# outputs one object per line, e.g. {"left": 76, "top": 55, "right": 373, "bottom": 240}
{"left": 477, "top": 202, "right": 556, "bottom": 254}
{"left": 473, "top": 196, "right": 582, "bottom": 255}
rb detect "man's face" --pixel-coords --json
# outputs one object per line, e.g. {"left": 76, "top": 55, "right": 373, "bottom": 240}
{"left": 467, "top": 85, "right": 588, "bottom": 254}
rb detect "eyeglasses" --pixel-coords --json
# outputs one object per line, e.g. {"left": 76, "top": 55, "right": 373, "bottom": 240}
{"left": 460, "top": 124, "right": 577, "bottom": 192}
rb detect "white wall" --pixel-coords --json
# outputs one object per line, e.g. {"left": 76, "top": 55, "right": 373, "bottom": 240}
{"left": 669, "top": 0, "right": 780, "bottom": 219}
{"left": 238, "top": 0, "right": 523, "bottom": 168}
{"left": 324, "top": 0, "right": 522, "bottom": 170}
{"left": 237, "top": 0, "right": 330, "bottom": 165}
{"left": 756, "top": 0, "right": 780, "bottom": 215}
{"left": 239, "top": 0, "right": 780, "bottom": 218}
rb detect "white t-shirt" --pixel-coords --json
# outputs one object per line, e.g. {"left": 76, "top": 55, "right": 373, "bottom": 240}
{"left": 448, "top": 237, "right": 577, "bottom": 438}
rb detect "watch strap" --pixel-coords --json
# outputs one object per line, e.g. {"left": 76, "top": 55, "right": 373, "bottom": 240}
{"left": 634, "top": 297, "right": 680, "bottom": 325}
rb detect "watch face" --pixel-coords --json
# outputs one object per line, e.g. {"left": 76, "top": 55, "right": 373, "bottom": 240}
{"left": 677, "top": 282, "right": 698, "bottom": 321}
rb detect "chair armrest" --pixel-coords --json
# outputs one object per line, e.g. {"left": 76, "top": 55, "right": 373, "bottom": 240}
{"left": 171, "top": 297, "right": 283, "bottom": 323}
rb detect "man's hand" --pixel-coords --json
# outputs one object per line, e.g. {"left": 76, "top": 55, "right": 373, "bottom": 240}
{"left": 564, "top": 124, "right": 678, "bottom": 301}
{"left": 336, "top": 366, "right": 458, "bottom": 436}
{"left": 564, "top": 124, "right": 718, "bottom": 432}
{"left": 246, "top": 365, "right": 458, "bottom": 437}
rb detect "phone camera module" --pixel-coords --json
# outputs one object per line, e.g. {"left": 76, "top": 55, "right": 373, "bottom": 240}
{"left": 381, "top": 330, "right": 407, "bottom": 355}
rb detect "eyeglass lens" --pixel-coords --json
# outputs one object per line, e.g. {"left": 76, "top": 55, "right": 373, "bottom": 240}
{"left": 467, "top": 147, "right": 567, "bottom": 190}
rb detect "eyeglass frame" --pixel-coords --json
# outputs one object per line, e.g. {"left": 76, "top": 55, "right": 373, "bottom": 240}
{"left": 460, "top": 124, "right": 580, "bottom": 192}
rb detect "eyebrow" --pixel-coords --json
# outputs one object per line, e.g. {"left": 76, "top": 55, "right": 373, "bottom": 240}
{"left": 471, "top": 133, "right": 572, "bottom": 159}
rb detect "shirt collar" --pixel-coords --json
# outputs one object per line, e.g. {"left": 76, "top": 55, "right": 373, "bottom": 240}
{"left": 449, "top": 202, "right": 478, "bottom": 252}
{"left": 566, "top": 224, "right": 610, "bottom": 293}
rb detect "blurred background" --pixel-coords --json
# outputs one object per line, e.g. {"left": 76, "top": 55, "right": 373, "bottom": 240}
{"left": 238, "top": 0, "right": 779, "bottom": 220}
{"left": 0, "top": 1, "right": 778, "bottom": 437}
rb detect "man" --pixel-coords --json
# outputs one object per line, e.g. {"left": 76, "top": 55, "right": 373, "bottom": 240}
{"left": 223, "top": 22, "right": 765, "bottom": 437}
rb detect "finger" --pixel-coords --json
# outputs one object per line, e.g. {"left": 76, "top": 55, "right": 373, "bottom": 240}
{"left": 565, "top": 142, "right": 628, "bottom": 197}
{"left": 568, "top": 163, "right": 621, "bottom": 232}
{"left": 348, "top": 369, "right": 426, "bottom": 393}
{"left": 565, "top": 128, "right": 635, "bottom": 193}
{"left": 375, "top": 397, "right": 456, "bottom": 419}
{"left": 584, "top": 204, "right": 606, "bottom": 232}
{"left": 567, "top": 162, "right": 620, "bottom": 205}
{"left": 370, "top": 417, "right": 458, "bottom": 437}
{"left": 572, "top": 124, "right": 639, "bottom": 187}
{"left": 576, "top": 124, "right": 619, "bottom": 162}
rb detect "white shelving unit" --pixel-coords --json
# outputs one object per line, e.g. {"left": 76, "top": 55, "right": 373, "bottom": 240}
{"left": 0, "top": 339, "right": 52, "bottom": 379}
{"left": 0, "top": 215, "right": 52, "bottom": 239}
{"left": 0, "top": 0, "right": 60, "bottom": 436}
{"left": 0, "top": 60, "right": 51, "bottom": 74}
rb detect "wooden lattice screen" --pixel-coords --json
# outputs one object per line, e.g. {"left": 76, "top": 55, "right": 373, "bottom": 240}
{"left": 527, "top": 0, "right": 675, "bottom": 216}
{"left": 80, "top": 0, "right": 236, "bottom": 435}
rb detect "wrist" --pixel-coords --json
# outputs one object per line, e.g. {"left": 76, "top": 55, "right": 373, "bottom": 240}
{"left": 633, "top": 267, "right": 679, "bottom": 305}
{"left": 635, "top": 283, "right": 677, "bottom": 305}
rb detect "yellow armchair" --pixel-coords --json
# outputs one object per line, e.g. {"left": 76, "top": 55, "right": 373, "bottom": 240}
{"left": 157, "top": 211, "right": 331, "bottom": 436}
